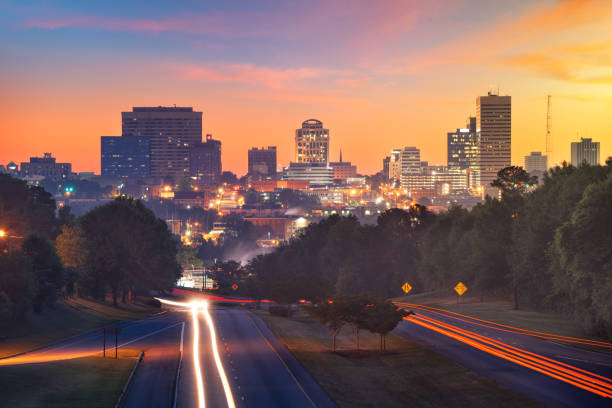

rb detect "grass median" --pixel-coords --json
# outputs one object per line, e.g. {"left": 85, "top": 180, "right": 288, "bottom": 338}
{"left": 258, "top": 311, "right": 540, "bottom": 408}
{"left": 0, "top": 349, "right": 141, "bottom": 408}
{"left": 0, "top": 297, "right": 158, "bottom": 358}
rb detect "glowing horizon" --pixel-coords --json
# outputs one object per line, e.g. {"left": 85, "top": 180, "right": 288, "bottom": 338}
{"left": 1, "top": 1, "right": 612, "bottom": 175}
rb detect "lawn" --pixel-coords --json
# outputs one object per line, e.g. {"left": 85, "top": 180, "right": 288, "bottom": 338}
{"left": 394, "top": 290, "right": 596, "bottom": 340}
{"left": 258, "top": 311, "right": 540, "bottom": 408}
{"left": 0, "top": 297, "right": 158, "bottom": 358}
{"left": 0, "top": 350, "right": 140, "bottom": 408}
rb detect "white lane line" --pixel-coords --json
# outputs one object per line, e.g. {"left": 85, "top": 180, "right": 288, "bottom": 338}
{"left": 173, "top": 322, "right": 186, "bottom": 408}
{"left": 246, "top": 312, "right": 318, "bottom": 408}
{"left": 202, "top": 304, "right": 236, "bottom": 408}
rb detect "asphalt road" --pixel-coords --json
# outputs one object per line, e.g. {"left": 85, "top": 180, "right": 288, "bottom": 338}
{"left": 176, "top": 306, "right": 336, "bottom": 408}
{"left": 394, "top": 306, "right": 612, "bottom": 407}
{"left": 1, "top": 306, "right": 335, "bottom": 408}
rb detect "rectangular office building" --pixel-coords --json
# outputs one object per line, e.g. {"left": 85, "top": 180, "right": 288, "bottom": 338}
{"left": 122, "top": 106, "right": 202, "bottom": 178}
{"left": 477, "top": 92, "right": 511, "bottom": 193}
{"left": 101, "top": 136, "right": 150, "bottom": 179}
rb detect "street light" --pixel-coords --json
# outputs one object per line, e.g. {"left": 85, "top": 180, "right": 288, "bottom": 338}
{"left": 0, "top": 229, "right": 5, "bottom": 238}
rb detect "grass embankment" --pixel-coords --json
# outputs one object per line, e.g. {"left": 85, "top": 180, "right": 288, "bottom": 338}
{"left": 0, "top": 297, "right": 158, "bottom": 358}
{"left": 259, "top": 312, "right": 540, "bottom": 408}
{"left": 0, "top": 349, "right": 141, "bottom": 408}
{"left": 395, "top": 291, "right": 595, "bottom": 340}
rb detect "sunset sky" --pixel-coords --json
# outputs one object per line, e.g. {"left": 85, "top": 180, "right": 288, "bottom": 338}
{"left": 1, "top": 0, "right": 611, "bottom": 175}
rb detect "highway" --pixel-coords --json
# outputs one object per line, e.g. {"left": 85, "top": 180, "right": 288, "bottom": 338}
{"left": 0, "top": 299, "right": 335, "bottom": 408}
{"left": 395, "top": 302, "right": 612, "bottom": 407}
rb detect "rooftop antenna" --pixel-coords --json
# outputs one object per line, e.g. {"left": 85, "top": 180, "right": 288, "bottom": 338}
{"left": 546, "top": 95, "right": 552, "bottom": 167}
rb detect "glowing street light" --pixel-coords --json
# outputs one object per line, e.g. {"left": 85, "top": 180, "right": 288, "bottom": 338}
{"left": 0, "top": 230, "right": 5, "bottom": 238}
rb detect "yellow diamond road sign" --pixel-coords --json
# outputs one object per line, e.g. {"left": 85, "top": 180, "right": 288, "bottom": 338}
{"left": 402, "top": 282, "right": 412, "bottom": 294}
{"left": 454, "top": 282, "right": 468, "bottom": 296}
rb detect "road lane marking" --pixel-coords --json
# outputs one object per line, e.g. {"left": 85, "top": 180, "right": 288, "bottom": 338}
{"left": 172, "top": 322, "right": 186, "bottom": 408}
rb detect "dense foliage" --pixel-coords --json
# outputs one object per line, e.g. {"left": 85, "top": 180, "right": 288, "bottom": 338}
{"left": 247, "top": 162, "right": 612, "bottom": 338}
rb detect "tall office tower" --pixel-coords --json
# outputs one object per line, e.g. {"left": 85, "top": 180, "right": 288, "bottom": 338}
{"left": 20, "top": 153, "right": 72, "bottom": 180}
{"left": 122, "top": 106, "right": 202, "bottom": 178}
{"left": 101, "top": 136, "right": 150, "bottom": 179}
{"left": 524, "top": 152, "right": 547, "bottom": 176}
{"left": 476, "top": 92, "right": 511, "bottom": 192}
{"left": 448, "top": 117, "right": 480, "bottom": 188}
{"left": 571, "top": 138, "right": 600, "bottom": 166}
{"left": 382, "top": 156, "right": 390, "bottom": 180}
{"left": 400, "top": 147, "right": 421, "bottom": 175}
{"left": 248, "top": 146, "right": 277, "bottom": 179}
{"left": 190, "top": 134, "right": 221, "bottom": 183}
{"left": 295, "top": 119, "right": 329, "bottom": 164}
{"left": 389, "top": 149, "right": 402, "bottom": 184}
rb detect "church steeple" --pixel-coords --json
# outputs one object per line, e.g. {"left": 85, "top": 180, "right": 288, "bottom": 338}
{"left": 339, "top": 149, "right": 343, "bottom": 163}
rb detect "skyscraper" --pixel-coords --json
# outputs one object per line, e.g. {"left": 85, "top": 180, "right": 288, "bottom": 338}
{"left": 524, "top": 152, "right": 547, "bottom": 180}
{"left": 101, "top": 136, "right": 150, "bottom": 179}
{"left": 190, "top": 134, "right": 221, "bottom": 183}
{"left": 400, "top": 147, "right": 421, "bottom": 175}
{"left": 476, "top": 92, "right": 511, "bottom": 192}
{"left": 122, "top": 106, "right": 202, "bottom": 178}
{"left": 382, "top": 156, "right": 390, "bottom": 180}
{"left": 248, "top": 146, "right": 277, "bottom": 179}
{"left": 389, "top": 149, "right": 401, "bottom": 184}
{"left": 295, "top": 119, "right": 329, "bottom": 164}
{"left": 571, "top": 138, "right": 600, "bottom": 166}
{"left": 448, "top": 117, "right": 479, "bottom": 188}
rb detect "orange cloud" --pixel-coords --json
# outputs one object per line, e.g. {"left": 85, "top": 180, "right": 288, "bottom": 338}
{"left": 504, "top": 41, "right": 612, "bottom": 84}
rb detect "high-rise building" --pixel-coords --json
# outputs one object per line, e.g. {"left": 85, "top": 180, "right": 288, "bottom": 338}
{"left": 448, "top": 117, "right": 480, "bottom": 188}
{"left": 389, "top": 149, "right": 401, "bottom": 183}
{"left": 122, "top": 106, "right": 202, "bottom": 178}
{"left": 295, "top": 119, "right": 329, "bottom": 164}
{"left": 190, "top": 134, "right": 221, "bottom": 183}
{"left": 248, "top": 146, "right": 277, "bottom": 179}
{"left": 101, "top": 136, "right": 150, "bottom": 179}
{"left": 382, "top": 156, "right": 390, "bottom": 180}
{"left": 524, "top": 152, "right": 547, "bottom": 181}
{"left": 476, "top": 92, "right": 511, "bottom": 193}
{"left": 20, "top": 153, "right": 71, "bottom": 180}
{"left": 571, "top": 138, "right": 600, "bottom": 166}
{"left": 400, "top": 147, "right": 421, "bottom": 175}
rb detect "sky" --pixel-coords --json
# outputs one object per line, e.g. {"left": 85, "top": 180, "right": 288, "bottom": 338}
{"left": 1, "top": 0, "right": 611, "bottom": 175}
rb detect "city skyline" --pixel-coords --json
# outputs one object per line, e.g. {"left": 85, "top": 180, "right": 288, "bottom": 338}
{"left": 2, "top": 1, "right": 612, "bottom": 174}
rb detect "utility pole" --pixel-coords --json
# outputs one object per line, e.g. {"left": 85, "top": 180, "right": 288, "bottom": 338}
{"left": 546, "top": 95, "right": 552, "bottom": 167}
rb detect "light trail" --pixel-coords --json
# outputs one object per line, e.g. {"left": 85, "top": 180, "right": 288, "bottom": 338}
{"left": 191, "top": 304, "right": 206, "bottom": 408}
{"left": 397, "top": 302, "right": 612, "bottom": 348}
{"left": 157, "top": 297, "right": 235, "bottom": 408}
{"left": 202, "top": 302, "right": 236, "bottom": 408}
{"left": 403, "top": 314, "right": 612, "bottom": 398}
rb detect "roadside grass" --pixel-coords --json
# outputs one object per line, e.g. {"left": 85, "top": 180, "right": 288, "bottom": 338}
{"left": 0, "top": 297, "right": 159, "bottom": 358}
{"left": 0, "top": 350, "right": 141, "bottom": 408}
{"left": 258, "top": 311, "right": 540, "bottom": 408}
{"left": 394, "top": 291, "right": 597, "bottom": 340}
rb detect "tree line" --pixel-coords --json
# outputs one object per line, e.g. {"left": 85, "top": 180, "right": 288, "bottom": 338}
{"left": 0, "top": 173, "right": 180, "bottom": 326}
{"left": 241, "top": 160, "right": 612, "bottom": 338}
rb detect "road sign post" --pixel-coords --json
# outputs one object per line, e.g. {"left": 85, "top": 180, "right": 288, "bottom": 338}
{"left": 454, "top": 282, "right": 468, "bottom": 304}
{"left": 102, "top": 329, "right": 106, "bottom": 357}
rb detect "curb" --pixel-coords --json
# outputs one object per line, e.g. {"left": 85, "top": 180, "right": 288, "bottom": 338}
{"left": 114, "top": 351, "right": 145, "bottom": 408}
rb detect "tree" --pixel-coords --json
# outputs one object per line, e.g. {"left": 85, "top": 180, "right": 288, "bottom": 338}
{"left": 21, "top": 234, "right": 64, "bottom": 312}
{"left": 220, "top": 171, "right": 238, "bottom": 185}
{"left": 305, "top": 299, "right": 347, "bottom": 352}
{"left": 0, "top": 252, "right": 35, "bottom": 322}
{"left": 365, "top": 300, "right": 412, "bottom": 352}
{"left": 551, "top": 173, "right": 612, "bottom": 337}
{"left": 56, "top": 224, "right": 87, "bottom": 297}
{"left": 492, "top": 166, "right": 537, "bottom": 194}
{"left": 79, "top": 197, "right": 181, "bottom": 305}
